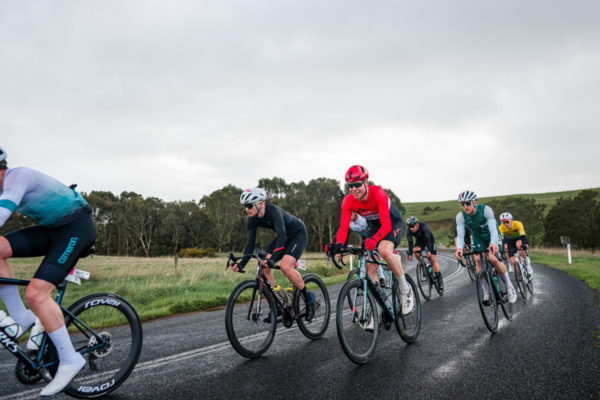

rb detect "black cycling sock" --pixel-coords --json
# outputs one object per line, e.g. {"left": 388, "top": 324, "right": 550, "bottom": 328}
{"left": 301, "top": 287, "right": 309, "bottom": 299}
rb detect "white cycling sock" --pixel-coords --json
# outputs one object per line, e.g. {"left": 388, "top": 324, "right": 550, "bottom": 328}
{"left": 397, "top": 274, "right": 410, "bottom": 294}
{"left": 0, "top": 286, "right": 36, "bottom": 327}
{"left": 48, "top": 325, "right": 82, "bottom": 365}
{"left": 501, "top": 272, "right": 513, "bottom": 288}
{"left": 526, "top": 257, "right": 531, "bottom": 266}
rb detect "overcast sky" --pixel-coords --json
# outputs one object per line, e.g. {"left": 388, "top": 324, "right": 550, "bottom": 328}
{"left": 2, "top": 1, "right": 599, "bottom": 203}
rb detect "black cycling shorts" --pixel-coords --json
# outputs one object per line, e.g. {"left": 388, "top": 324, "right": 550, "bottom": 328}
{"left": 415, "top": 239, "right": 437, "bottom": 255}
{"left": 365, "top": 221, "right": 405, "bottom": 248}
{"left": 5, "top": 214, "right": 97, "bottom": 286}
{"left": 266, "top": 229, "right": 308, "bottom": 262}
{"left": 505, "top": 237, "right": 527, "bottom": 258}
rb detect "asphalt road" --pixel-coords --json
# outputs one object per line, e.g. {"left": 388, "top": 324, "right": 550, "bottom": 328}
{"left": 2, "top": 253, "right": 599, "bottom": 399}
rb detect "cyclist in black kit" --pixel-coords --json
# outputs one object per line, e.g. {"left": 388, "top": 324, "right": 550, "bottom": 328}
{"left": 406, "top": 216, "right": 443, "bottom": 290}
{"left": 231, "top": 187, "right": 315, "bottom": 321}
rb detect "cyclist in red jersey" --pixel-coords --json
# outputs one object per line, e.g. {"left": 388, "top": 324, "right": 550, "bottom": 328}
{"left": 326, "top": 165, "right": 414, "bottom": 314}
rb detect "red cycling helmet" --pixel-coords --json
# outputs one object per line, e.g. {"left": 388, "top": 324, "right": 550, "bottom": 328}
{"left": 345, "top": 165, "right": 369, "bottom": 183}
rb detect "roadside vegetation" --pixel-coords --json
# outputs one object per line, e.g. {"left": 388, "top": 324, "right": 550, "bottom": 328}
{"left": 2, "top": 253, "right": 346, "bottom": 322}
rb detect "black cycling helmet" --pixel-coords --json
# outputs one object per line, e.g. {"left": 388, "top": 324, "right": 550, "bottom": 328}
{"left": 0, "top": 146, "right": 7, "bottom": 169}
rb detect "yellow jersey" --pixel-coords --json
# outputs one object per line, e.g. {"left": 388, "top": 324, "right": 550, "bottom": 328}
{"left": 499, "top": 220, "right": 526, "bottom": 240}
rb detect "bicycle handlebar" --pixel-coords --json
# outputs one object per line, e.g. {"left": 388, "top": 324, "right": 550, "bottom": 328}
{"left": 328, "top": 245, "right": 384, "bottom": 269}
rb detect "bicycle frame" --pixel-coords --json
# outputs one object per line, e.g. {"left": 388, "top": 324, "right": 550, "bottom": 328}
{"left": 0, "top": 277, "right": 110, "bottom": 381}
{"left": 348, "top": 250, "right": 396, "bottom": 322}
{"left": 469, "top": 251, "right": 505, "bottom": 304}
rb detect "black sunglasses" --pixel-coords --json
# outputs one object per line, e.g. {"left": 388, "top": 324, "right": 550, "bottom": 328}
{"left": 460, "top": 201, "right": 473, "bottom": 207}
{"left": 348, "top": 181, "right": 364, "bottom": 189}
{"left": 244, "top": 203, "right": 255, "bottom": 209}
{"left": 408, "top": 224, "right": 416, "bottom": 228}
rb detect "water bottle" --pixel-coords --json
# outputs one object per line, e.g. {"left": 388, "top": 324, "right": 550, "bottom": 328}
{"left": 27, "top": 317, "right": 45, "bottom": 350}
{"left": 0, "top": 310, "right": 25, "bottom": 339}
{"left": 285, "top": 287, "right": 294, "bottom": 307}
{"left": 492, "top": 274, "right": 500, "bottom": 292}
{"left": 426, "top": 264, "right": 433, "bottom": 275}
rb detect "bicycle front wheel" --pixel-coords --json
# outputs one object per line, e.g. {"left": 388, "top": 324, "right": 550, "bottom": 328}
{"left": 62, "top": 293, "right": 143, "bottom": 399}
{"left": 416, "top": 261, "right": 432, "bottom": 301}
{"left": 336, "top": 279, "right": 379, "bottom": 364}
{"left": 394, "top": 274, "right": 421, "bottom": 343}
{"left": 513, "top": 262, "right": 528, "bottom": 302}
{"left": 466, "top": 257, "right": 476, "bottom": 282}
{"left": 495, "top": 272, "right": 513, "bottom": 320}
{"left": 296, "top": 274, "right": 331, "bottom": 339}
{"left": 225, "top": 280, "right": 276, "bottom": 358}
{"left": 476, "top": 271, "right": 498, "bottom": 333}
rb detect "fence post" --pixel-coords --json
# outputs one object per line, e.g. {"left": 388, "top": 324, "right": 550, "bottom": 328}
{"left": 174, "top": 254, "right": 178, "bottom": 271}
{"left": 567, "top": 243, "right": 572, "bottom": 265}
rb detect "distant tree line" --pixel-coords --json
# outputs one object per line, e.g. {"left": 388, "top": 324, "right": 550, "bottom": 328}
{"left": 0, "top": 177, "right": 404, "bottom": 257}
{"left": 2, "top": 183, "right": 597, "bottom": 255}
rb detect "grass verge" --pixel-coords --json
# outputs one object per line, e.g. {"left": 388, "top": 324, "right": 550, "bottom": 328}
{"left": 1, "top": 253, "right": 348, "bottom": 323}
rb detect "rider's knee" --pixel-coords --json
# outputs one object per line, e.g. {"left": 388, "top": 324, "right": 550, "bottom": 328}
{"left": 0, "top": 237, "right": 13, "bottom": 259}
{"left": 24, "top": 280, "right": 53, "bottom": 309}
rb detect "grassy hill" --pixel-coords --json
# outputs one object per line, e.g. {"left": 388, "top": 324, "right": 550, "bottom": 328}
{"left": 400, "top": 187, "right": 600, "bottom": 247}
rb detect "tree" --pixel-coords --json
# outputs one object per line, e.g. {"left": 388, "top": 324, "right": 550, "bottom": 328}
{"left": 543, "top": 190, "right": 600, "bottom": 249}
{"left": 200, "top": 185, "right": 244, "bottom": 252}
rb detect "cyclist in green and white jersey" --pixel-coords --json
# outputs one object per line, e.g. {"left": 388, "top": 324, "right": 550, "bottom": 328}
{"left": 453, "top": 190, "right": 517, "bottom": 304}
{"left": 0, "top": 147, "right": 97, "bottom": 396}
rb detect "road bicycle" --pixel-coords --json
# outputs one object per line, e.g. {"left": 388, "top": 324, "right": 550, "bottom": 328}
{"left": 412, "top": 248, "right": 443, "bottom": 301}
{"left": 464, "top": 249, "right": 513, "bottom": 333}
{"left": 512, "top": 250, "right": 534, "bottom": 302}
{"left": 458, "top": 245, "right": 477, "bottom": 282}
{"left": 224, "top": 251, "right": 330, "bottom": 358}
{"left": 0, "top": 246, "right": 143, "bottom": 398}
{"left": 329, "top": 245, "right": 421, "bottom": 364}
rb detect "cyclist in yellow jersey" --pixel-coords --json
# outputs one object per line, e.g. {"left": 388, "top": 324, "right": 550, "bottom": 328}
{"left": 498, "top": 212, "right": 533, "bottom": 277}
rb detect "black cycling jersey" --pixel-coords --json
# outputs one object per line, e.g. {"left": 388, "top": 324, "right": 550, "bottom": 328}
{"left": 407, "top": 222, "right": 436, "bottom": 255}
{"left": 454, "top": 224, "right": 472, "bottom": 247}
{"left": 241, "top": 204, "right": 306, "bottom": 267}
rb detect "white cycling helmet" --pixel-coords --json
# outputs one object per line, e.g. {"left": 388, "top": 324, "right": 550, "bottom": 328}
{"left": 240, "top": 187, "right": 267, "bottom": 205}
{"left": 500, "top": 212, "right": 513, "bottom": 221}
{"left": 458, "top": 190, "right": 477, "bottom": 203}
{"left": 0, "top": 146, "right": 6, "bottom": 168}
{"left": 350, "top": 214, "right": 368, "bottom": 233}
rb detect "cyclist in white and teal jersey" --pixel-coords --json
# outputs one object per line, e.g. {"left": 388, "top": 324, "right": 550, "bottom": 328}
{"left": 0, "top": 147, "right": 97, "bottom": 396}
{"left": 453, "top": 190, "right": 517, "bottom": 304}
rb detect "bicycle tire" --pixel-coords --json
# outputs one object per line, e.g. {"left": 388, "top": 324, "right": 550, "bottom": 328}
{"left": 61, "top": 293, "right": 143, "bottom": 398}
{"left": 466, "top": 257, "right": 476, "bottom": 281}
{"left": 416, "top": 261, "right": 432, "bottom": 301}
{"left": 495, "top": 271, "right": 513, "bottom": 320}
{"left": 225, "top": 280, "right": 276, "bottom": 358}
{"left": 476, "top": 271, "right": 498, "bottom": 333}
{"left": 513, "top": 261, "right": 528, "bottom": 302}
{"left": 394, "top": 274, "right": 421, "bottom": 343}
{"left": 296, "top": 274, "right": 331, "bottom": 339}
{"left": 336, "top": 279, "right": 379, "bottom": 364}
{"left": 347, "top": 269, "right": 359, "bottom": 282}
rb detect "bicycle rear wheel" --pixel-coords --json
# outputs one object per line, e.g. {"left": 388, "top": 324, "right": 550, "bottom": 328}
{"left": 394, "top": 274, "right": 421, "bottom": 343}
{"left": 495, "top": 271, "right": 513, "bottom": 320}
{"left": 225, "top": 280, "right": 276, "bottom": 358}
{"left": 296, "top": 274, "right": 331, "bottom": 339}
{"left": 336, "top": 279, "right": 378, "bottom": 364}
{"left": 62, "top": 293, "right": 143, "bottom": 398}
{"left": 416, "top": 261, "right": 432, "bottom": 301}
{"left": 476, "top": 271, "right": 498, "bottom": 333}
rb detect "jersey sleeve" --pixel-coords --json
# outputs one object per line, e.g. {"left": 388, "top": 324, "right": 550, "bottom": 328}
{"left": 484, "top": 206, "right": 499, "bottom": 245}
{"left": 370, "top": 188, "right": 392, "bottom": 243}
{"left": 455, "top": 213, "right": 466, "bottom": 249}
{"left": 268, "top": 206, "right": 288, "bottom": 263}
{"left": 516, "top": 221, "right": 526, "bottom": 236}
{"left": 335, "top": 196, "right": 353, "bottom": 244}
{"left": 0, "top": 169, "right": 29, "bottom": 227}
{"left": 406, "top": 228, "right": 414, "bottom": 253}
{"left": 240, "top": 219, "right": 258, "bottom": 267}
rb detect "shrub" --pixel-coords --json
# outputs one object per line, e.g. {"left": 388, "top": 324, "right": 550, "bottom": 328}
{"left": 178, "top": 248, "right": 217, "bottom": 258}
